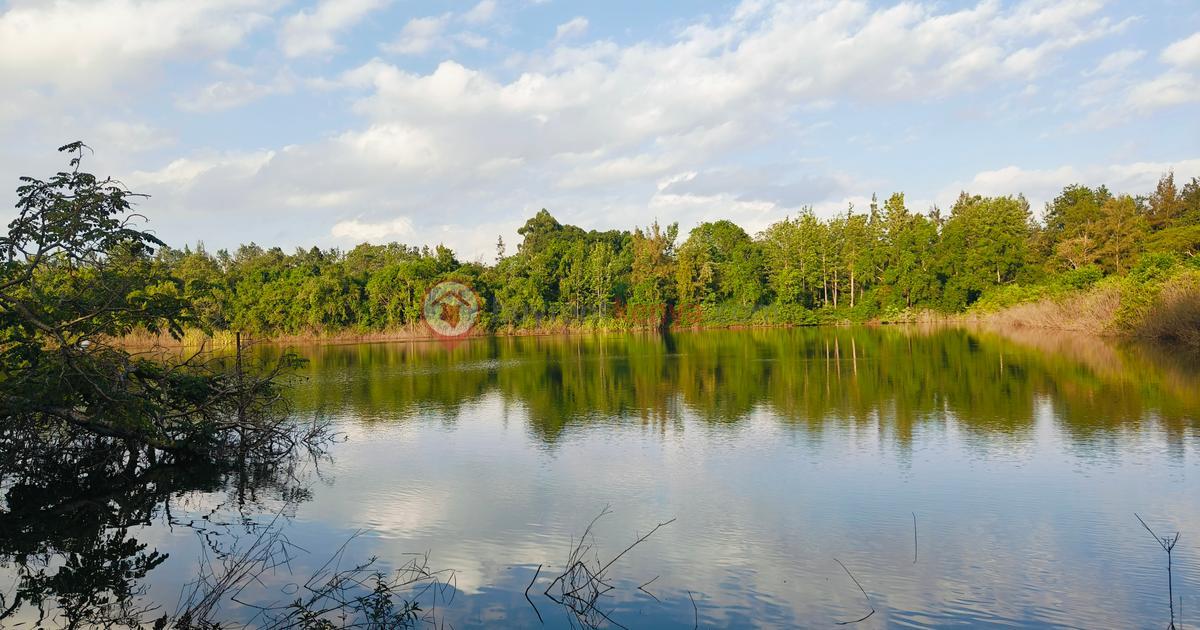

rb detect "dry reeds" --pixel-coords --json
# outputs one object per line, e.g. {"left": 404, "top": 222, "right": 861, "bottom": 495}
{"left": 981, "top": 283, "right": 1122, "bottom": 333}
{"left": 1136, "top": 271, "right": 1200, "bottom": 347}
{"left": 172, "top": 506, "right": 455, "bottom": 629}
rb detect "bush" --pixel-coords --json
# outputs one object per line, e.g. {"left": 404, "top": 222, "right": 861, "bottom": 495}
{"left": 1130, "top": 252, "right": 1180, "bottom": 283}
{"left": 698, "top": 302, "right": 757, "bottom": 326}
{"left": 750, "top": 303, "right": 819, "bottom": 326}
{"left": 1058, "top": 264, "right": 1104, "bottom": 290}
{"left": 970, "top": 283, "right": 1046, "bottom": 312}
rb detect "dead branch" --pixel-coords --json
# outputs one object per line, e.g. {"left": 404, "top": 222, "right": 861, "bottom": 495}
{"left": 833, "top": 558, "right": 876, "bottom": 625}
{"left": 540, "top": 506, "right": 676, "bottom": 629}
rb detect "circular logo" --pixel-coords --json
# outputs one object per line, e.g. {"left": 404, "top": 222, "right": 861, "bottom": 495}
{"left": 422, "top": 280, "right": 482, "bottom": 338}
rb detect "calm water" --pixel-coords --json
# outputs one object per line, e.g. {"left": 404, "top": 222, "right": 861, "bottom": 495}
{"left": 3, "top": 326, "right": 1199, "bottom": 628}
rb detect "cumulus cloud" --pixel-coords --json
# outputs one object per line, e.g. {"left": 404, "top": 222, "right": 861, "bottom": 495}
{"left": 279, "top": 0, "right": 390, "bottom": 58}
{"left": 2, "top": 0, "right": 1182, "bottom": 259}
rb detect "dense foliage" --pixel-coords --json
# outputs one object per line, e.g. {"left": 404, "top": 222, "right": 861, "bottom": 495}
{"left": 0, "top": 143, "right": 320, "bottom": 461}
{"left": 151, "top": 172, "right": 1200, "bottom": 334}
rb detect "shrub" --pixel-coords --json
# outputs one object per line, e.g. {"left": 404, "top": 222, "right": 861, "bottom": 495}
{"left": 1058, "top": 264, "right": 1104, "bottom": 290}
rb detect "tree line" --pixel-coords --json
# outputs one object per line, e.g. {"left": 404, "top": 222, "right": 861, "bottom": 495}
{"left": 153, "top": 172, "right": 1200, "bottom": 335}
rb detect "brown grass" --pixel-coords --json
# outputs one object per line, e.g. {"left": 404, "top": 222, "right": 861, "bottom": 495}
{"left": 1135, "top": 271, "right": 1200, "bottom": 347}
{"left": 978, "top": 282, "right": 1123, "bottom": 334}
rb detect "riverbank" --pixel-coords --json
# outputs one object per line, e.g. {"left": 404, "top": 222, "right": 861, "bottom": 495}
{"left": 118, "top": 319, "right": 666, "bottom": 348}
{"left": 118, "top": 263, "right": 1200, "bottom": 349}
{"left": 964, "top": 262, "right": 1200, "bottom": 347}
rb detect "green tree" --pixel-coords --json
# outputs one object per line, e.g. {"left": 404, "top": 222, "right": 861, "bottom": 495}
{"left": 675, "top": 220, "right": 764, "bottom": 306}
{"left": 938, "top": 193, "right": 1030, "bottom": 309}
{"left": 0, "top": 142, "right": 313, "bottom": 462}
{"left": 1094, "top": 195, "right": 1148, "bottom": 272}
{"left": 629, "top": 221, "right": 678, "bottom": 321}
{"left": 878, "top": 193, "right": 939, "bottom": 309}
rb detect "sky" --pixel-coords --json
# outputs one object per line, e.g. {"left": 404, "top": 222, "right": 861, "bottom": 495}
{"left": 2, "top": 0, "right": 1199, "bottom": 261}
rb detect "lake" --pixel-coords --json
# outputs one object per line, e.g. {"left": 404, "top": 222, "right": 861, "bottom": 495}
{"left": 2, "top": 326, "right": 1198, "bottom": 628}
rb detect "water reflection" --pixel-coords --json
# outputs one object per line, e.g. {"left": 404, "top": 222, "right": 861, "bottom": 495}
{"left": 0, "top": 435, "right": 302, "bottom": 627}
{"left": 281, "top": 326, "right": 1200, "bottom": 450}
{"left": 1, "top": 326, "right": 1198, "bottom": 627}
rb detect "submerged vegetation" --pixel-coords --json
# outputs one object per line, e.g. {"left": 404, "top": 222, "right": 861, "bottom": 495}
{"left": 129, "top": 166, "right": 1200, "bottom": 343}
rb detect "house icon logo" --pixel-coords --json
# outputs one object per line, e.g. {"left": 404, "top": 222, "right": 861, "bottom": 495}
{"left": 422, "top": 280, "right": 482, "bottom": 338}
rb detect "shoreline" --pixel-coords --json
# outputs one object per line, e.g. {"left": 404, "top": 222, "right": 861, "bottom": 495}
{"left": 113, "top": 315, "right": 1155, "bottom": 350}
{"left": 117, "top": 263, "right": 1200, "bottom": 350}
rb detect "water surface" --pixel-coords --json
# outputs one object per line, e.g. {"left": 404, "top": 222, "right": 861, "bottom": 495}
{"left": 3, "top": 326, "right": 1199, "bottom": 627}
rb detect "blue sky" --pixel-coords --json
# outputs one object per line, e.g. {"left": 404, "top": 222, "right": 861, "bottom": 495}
{"left": 2, "top": 0, "right": 1199, "bottom": 260}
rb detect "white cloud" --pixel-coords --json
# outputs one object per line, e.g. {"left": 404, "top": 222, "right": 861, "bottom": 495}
{"left": 951, "top": 158, "right": 1200, "bottom": 215}
{"left": 178, "top": 73, "right": 295, "bottom": 112}
{"left": 1125, "top": 71, "right": 1200, "bottom": 112}
{"left": 649, "top": 191, "right": 783, "bottom": 237}
{"left": 456, "top": 32, "right": 490, "bottom": 49}
{"left": 999, "top": 14, "right": 1135, "bottom": 78}
{"left": 558, "top": 153, "right": 674, "bottom": 188}
{"left": 1089, "top": 48, "right": 1144, "bottom": 75}
{"left": 279, "top": 0, "right": 390, "bottom": 58}
{"left": 94, "top": 121, "right": 175, "bottom": 153}
{"left": 1162, "top": 31, "right": 1200, "bottom": 69}
{"left": 14, "top": 0, "right": 1162, "bottom": 260}
{"left": 0, "top": 0, "right": 274, "bottom": 92}
{"left": 128, "top": 150, "right": 276, "bottom": 189}
{"left": 1070, "top": 31, "right": 1200, "bottom": 126}
{"left": 334, "top": 124, "right": 440, "bottom": 169}
{"left": 331, "top": 217, "right": 414, "bottom": 241}
{"left": 463, "top": 0, "right": 498, "bottom": 25}
{"left": 553, "top": 17, "right": 589, "bottom": 42}
{"left": 383, "top": 14, "right": 451, "bottom": 55}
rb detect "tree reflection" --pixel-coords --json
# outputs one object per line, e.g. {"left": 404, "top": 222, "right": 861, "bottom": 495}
{"left": 0, "top": 425, "right": 305, "bottom": 627}
{"left": 283, "top": 326, "right": 1200, "bottom": 446}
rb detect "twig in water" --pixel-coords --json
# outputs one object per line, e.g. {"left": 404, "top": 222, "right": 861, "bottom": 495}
{"left": 637, "top": 576, "right": 660, "bottom": 602}
{"left": 688, "top": 589, "right": 699, "bottom": 629}
{"left": 526, "top": 564, "right": 544, "bottom": 625}
{"left": 1136, "top": 513, "right": 1181, "bottom": 630}
{"left": 833, "top": 558, "right": 876, "bottom": 625}
{"left": 542, "top": 505, "right": 676, "bottom": 630}
{"left": 912, "top": 512, "right": 918, "bottom": 564}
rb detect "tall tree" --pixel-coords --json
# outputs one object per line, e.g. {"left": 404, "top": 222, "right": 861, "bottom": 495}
{"left": 675, "top": 220, "right": 764, "bottom": 306}
{"left": 629, "top": 221, "right": 678, "bottom": 322}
